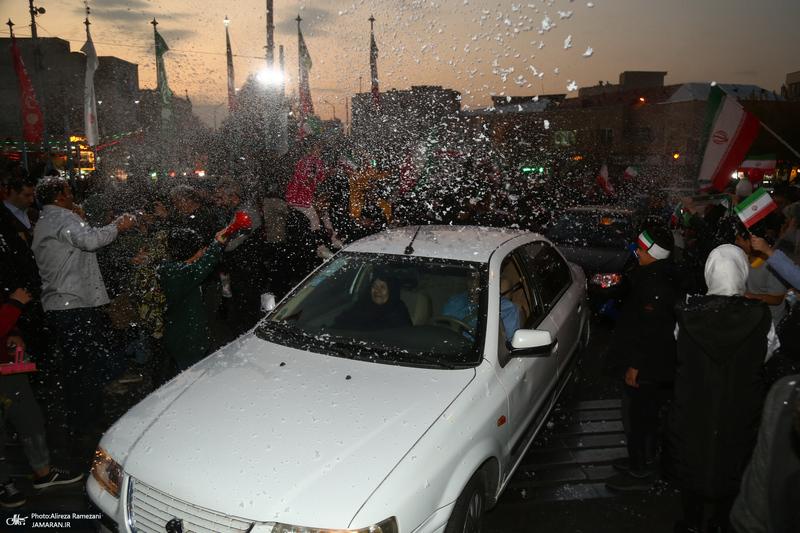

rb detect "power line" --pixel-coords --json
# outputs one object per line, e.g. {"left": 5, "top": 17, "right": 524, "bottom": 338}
{"left": 31, "top": 23, "right": 266, "bottom": 60}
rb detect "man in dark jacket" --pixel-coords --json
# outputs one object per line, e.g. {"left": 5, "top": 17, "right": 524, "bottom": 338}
{"left": 214, "top": 178, "right": 265, "bottom": 333}
{"left": 606, "top": 223, "right": 683, "bottom": 491}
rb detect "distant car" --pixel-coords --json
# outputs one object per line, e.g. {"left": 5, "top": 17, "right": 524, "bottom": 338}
{"left": 545, "top": 206, "right": 644, "bottom": 313}
{"left": 88, "top": 225, "right": 589, "bottom": 533}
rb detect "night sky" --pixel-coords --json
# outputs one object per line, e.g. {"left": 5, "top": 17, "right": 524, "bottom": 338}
{"left": 5, "top": 0, "right": 799, "bottom": 126}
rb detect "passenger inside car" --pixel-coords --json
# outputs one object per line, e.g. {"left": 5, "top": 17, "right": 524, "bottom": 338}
{"left": 441, "top": 270, "right": 520, "bottom": 341}
{"left": 333, "top": 272, "right": 413, "bottom": 330}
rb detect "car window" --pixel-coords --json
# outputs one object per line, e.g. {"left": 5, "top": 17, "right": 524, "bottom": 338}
{"left": 260, "top": 252, "right": 487, "bottom": 367}
{"left": 518, "top": 242, "right": 572, "bottom": 313}
{"left": 499, "top": 256, "right": 532, "bottom": 332}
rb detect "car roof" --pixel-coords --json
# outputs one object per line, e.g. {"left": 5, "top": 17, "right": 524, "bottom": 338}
{"left": 343, "top": 225, "right": 538, "bottom": 263}
{"left": 560, "top": 205, "right": 642, "bottom": 216}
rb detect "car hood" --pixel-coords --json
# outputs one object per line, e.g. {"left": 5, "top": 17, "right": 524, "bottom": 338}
{"left": 101, "top": 333, "right": 475, "bottom": 527}
{"left": 555, "top": 244, "right": 634, "bottom": 274}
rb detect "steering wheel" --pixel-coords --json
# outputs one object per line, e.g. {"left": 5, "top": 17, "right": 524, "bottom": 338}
{"left": 427, "top": 315, "right": 476, "bottom": 337}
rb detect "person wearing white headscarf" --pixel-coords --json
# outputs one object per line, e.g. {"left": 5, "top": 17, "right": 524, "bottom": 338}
{"left": 704, "top": 244, "right": 750, "bottom": 296}
{"left": 664, "top": 244, "right": 777, "bottom": 533}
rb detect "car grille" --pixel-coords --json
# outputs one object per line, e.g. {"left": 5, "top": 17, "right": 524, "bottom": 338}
{"left": 127, "top": 478, "right": 255, "bottom": 533}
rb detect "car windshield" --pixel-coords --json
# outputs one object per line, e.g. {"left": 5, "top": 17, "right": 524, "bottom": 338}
{"left": 546, "top": 212, "right": 634, "bottom": 248}
{"left": 256, "top": 252, "right": 487, "bottom": 368}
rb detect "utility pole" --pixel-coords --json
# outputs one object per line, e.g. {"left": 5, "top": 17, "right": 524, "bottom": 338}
{"left": 28, "top": 0, "right": 45, "bottom": 68}
{"left": 27, "top": 0, "right": 52, "bottom": 169}
{"left": 28, "top": 0, "right": 43, "bottom": 39}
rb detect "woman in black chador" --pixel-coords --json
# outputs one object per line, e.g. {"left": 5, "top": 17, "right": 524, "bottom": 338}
{"left": 335, "top": 272, "right": 412, "bottom": 331}
{"left": 663, "top": 244, "right": 778, "bottom": 533}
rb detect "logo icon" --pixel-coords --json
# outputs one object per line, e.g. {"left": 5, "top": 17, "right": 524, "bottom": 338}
{"left": 712, "top": 130, "right": 729, "bottom": 145}
{"left": 6, "top": 514, "right": 28, "bottom": 526}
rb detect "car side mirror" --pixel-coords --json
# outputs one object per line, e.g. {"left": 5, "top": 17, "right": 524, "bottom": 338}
{"left": 509, "top": 329, "right": 554, "bottom": 357}
{"left": 261, "top": 293, "right": 276, "bottom": 313}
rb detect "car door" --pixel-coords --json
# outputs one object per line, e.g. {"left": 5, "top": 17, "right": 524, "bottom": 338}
{"left": 520, "top": 242, "right": 582, "bottom": 375}
{"left": 490, "top": 246, "right": 558, "bottom": 466}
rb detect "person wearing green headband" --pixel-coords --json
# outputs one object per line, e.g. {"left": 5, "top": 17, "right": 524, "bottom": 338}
{"left": 606, "top": 223, "right": 685, "bottom": 492}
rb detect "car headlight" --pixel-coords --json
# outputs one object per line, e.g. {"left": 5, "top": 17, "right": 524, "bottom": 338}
{"left": 92, "top": 446, "right": 123, "bottom": 498}
{"left": 271, "top": 517, "right": 398, "bottom": 533}
{"left": 589, "top": 273, "right": 622, "bottom": 289}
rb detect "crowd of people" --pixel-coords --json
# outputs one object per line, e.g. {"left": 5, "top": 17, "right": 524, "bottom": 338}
{"left": 604, "top": 181, "right": 800, "bottom": 532}
{"left": 1, "top": 137, "right": 799, "bottom": 528}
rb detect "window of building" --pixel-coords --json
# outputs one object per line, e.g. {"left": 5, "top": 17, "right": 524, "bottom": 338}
{"left": 624, "top": 126, "right": 653, "bottom": 142}
{"left": 554, "top": 130, "right": 576, "bottom": 147}
{"left": 596, "top": 128, "right": 613, "bottom": 145}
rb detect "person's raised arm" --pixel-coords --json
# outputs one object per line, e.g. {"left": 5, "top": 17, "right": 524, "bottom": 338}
{"left": 751, "top": 236, "right": 800, "bottom": 289}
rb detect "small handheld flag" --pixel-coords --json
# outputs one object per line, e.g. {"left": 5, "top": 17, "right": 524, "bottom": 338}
{"left": 596, "top": 164, "right": 615, "bottom": 196}
{"left": 734, "top": 187, "right": 776, "bottom": 228}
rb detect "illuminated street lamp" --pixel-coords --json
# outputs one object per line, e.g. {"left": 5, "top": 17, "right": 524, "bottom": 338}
{"left": 258, "top": 69, "right": 283, "bottom": 85}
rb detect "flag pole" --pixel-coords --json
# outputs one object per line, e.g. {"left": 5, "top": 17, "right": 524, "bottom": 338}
{"left": 296, "top": 14, "right": 302, "bottom": 126}
{"left": 7, "top": 19, "right": 26, "bottom": 172}
{"left": 757, "top": 120, "right": 800, "bottom": 161}
{"left": 81, "top": 6, "right": 93, "bottom": 186}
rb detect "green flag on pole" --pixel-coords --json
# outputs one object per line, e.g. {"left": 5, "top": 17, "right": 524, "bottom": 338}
{"left": 154, "top": 24, "right": 174, "bottom": 139}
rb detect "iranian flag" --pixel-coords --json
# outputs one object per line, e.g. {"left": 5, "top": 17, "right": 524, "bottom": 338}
{"left": 296, "top": 22, "right": 320, "bottom": 139}
{"left": 154, "top": 26, "right": 175, "bottom": 139}
{"left": 696, "top": 85, "right": 760, "bottom": 192}
{"left": 734, "top": 187, "right": 777, "bottom": 228}
{"left": 622, "top": 166, "right": 640, "bottom": 180}
{"left": 81, "top": 24, "right": 100, "bottom": 147}
{"left": 739, "top": 154, "right": 776, "bottom": 184}
{"left": 225, "top": 21, "right": 237, "bottom": 113}
{"left": 370, "top": 29, "right": 380, "bottom": 113}
{"left": 596, "top": 164, "right": 615, "bottom": 196}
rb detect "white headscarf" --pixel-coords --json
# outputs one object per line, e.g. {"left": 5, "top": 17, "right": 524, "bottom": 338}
{"left": 704, "top": 244, "right": 750, "bottom": 296}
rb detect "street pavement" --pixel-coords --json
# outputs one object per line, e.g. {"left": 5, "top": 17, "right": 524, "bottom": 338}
{"left": 3, "top": 319, "right": 687, "bottom": 533}
{"left": 482, "top": 320, "right": 684, "bottom": 533}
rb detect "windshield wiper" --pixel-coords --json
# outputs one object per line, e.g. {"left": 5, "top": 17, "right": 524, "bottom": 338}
{"left": 399, "top": 351, "right": 457, "bottom": 369}
{"left": 257, "top": 321, "right": 312, "bottom": 346}
{"left": 322, "top": 335, "right": 456, "bottom": 369}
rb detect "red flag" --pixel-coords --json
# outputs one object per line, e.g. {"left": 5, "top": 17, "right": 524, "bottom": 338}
{"left": 596, "top": 164, "right": 615, "bottom": 196}
{"left": 370, "top": 32, "right": 380, "bottom": 113}
{"left": 10, "top": 35, "right": 44, "bottom": 143}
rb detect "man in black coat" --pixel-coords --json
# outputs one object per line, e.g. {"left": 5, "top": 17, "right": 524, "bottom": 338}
{"left": 606, "top": 223, "right": 684, "bottom": 491}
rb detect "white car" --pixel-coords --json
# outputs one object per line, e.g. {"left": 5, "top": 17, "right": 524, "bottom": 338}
{"left": 88, "top": 225, "right": 589, "bottom": 533}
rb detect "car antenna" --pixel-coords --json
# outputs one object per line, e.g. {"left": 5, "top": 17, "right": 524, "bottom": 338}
{"left": 404, "top": 226, "right": 421, "bottom": 255}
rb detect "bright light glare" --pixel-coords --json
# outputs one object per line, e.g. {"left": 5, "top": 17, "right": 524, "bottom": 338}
{"left": 258, "top": 69, "right": 284, "bottom": 85}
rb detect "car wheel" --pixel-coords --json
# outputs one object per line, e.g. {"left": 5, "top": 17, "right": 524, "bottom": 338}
{"left": 445, "top": 471, "right": 486, "bottom": 533}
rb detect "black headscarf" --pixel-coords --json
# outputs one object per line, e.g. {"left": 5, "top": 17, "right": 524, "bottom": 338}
{"left": 334, "top": 274, "right": 412, "bottom": 330}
